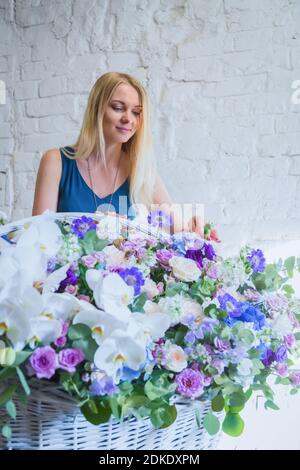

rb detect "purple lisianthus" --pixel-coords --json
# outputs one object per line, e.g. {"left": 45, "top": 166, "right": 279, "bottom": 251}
{"left": 275, "top": 345, "right": 288, "bottom": 363}
{"left": 290, "top": 371, "right": 300, "bottom": 387}
{"left": 58, "top": 348, "right": 85, "bottom": 373}
{"left": 175, "top": 368, "right": 204, "bottom": 399}
{"left": 118, "top": 267, "right": 145, "bottom": 296}
{"left": 89, "top": 376, "right": 117, "bottom": 396}
{"left": 70, "top": 216, "right": 97, "bottom": 239}
{"left": 185, "top": 249, "right": 203, "bottom": 269}
{"left": 246, "top": 248, "right": 266, "bottom": 273}
{"left": 58, "top": 268, "right": 78, "bottom": 293}
{"left": 29, "top": 346, "right": 58, "bottom": 379}
{"left": 148, "top": 210, "right": 173, "bottom": 228}
{"left": 259, "top": 343, "right": 275, "bottom": 367}
{"left": 203, "top": 242, "right": 216, "bottom": 261}
{"left": 156, "top": 249, "right": 175, "bottom": 268}
{"left": 214, "top": 337, "right": 231, "bottom": 352}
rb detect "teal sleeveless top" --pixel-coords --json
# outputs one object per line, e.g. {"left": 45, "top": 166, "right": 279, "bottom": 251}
{"left": 57, "top": 147, "right": 134, "bottom": 218}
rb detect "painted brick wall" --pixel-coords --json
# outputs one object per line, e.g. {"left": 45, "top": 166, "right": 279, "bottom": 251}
{"left": 0, "top": 0, "right": 300, "bottom": 254}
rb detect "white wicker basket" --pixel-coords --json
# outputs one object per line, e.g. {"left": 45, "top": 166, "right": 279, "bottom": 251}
{"left": 0, "top": 381, "right": 221, "bottom": 450}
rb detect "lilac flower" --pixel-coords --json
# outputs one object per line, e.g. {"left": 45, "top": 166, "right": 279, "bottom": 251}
{"left": 29, "top": 346, "right": 58, "bottom": 379}
{"left": 119, "top": 267, "right": 145, "bottom": 296}
{"left": 89, "top": 376, "right": 117, "bottom": 396}
{"left": 58, "top": 268, "right": 78, "bottom": 293}
{"left": 206, "top": 265, "right": 219, "bottom": 279}
{"left": 275, "top": 345, "right": 287, "bottom": 363}
{"left": 70, "top": 216, "right": 97, "bottom": 239}
{"left": 175, "top": 368, "right": 205, "bottom": 399}
{"left": 275, "top": 363, "right": 288, "bottom": 377}
{"left": 284, "top": 333, "right": 296, "bottom": 349}
{"left": 246, "top": 248, "right": 266, "bottom": 273}
{"left": 148, "top": 210, "right": 173, "bottom": 228}
{"left": 290, "top": 371, "right": 300, "bottom": 387}
{"left": 58, "top": 348, "right": 85, "bottom": 373}
{"left": 55, "top": 321, "right": 69, "bottom": 347}
{"left": 211, "top": 358, "right": 225, "bottom": 374}
{"left": 156, "top": 249, "right": 175, "bottom": 268}
{"left": 244, "top": 289, "right": 261, "bottom": 302}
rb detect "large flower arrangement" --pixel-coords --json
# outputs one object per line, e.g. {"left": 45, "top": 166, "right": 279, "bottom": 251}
{"left": 0, "top": 211, "right": 299, "bottom": 442}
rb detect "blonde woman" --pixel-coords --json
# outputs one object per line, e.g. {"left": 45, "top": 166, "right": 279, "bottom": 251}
{"left": 32, "top": 72, "right": 203, "bottom": 236}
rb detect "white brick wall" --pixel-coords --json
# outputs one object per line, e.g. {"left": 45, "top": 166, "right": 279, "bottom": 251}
{"left": 0, "top": 0, "right": 299, "bottom": 255}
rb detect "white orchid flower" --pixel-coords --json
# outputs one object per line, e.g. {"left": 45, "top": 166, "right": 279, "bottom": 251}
{"left": 42, "top": 263, "right": 71, "bottom": 294}
{"left": 86, "top": 271, "right": 134, "bottom": 313}
{"left": 29, "top": 316, "right": 62, "bottom": 345}
{"left": 0, "top": 273, "right": 44, "bottom": 350}
{"left": 17, "top": 218, "right": 62, "bottom": 258}
{"left": 41, "top": 292, "right": 86, "bottom": 321}
{"left": 94, "top": 332, "right": 147, "bottom": 383}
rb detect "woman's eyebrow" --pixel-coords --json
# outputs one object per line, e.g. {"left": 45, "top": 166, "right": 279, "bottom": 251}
{"left": 111, "top": 99, "right": 142, "bottom": 108}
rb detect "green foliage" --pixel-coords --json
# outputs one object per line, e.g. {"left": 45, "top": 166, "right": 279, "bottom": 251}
{"left": 203, "top": 412, "right": 220, "bottom": 435}
{"left": 222, "top": 412, "right": 245, "bottom": 437}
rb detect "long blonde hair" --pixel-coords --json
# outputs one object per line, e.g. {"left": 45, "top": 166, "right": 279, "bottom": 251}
{"left": 62, "top": 72, "right": 156, "bottom": 207}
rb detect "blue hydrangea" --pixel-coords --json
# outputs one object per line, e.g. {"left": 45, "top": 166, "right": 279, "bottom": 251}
{"left": 246, "top": 249, "right": 266, "bottom": 273}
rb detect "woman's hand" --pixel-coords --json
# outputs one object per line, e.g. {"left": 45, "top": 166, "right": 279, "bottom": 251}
{"left": 187, "top": 215, "right": 204, "bottom": 238}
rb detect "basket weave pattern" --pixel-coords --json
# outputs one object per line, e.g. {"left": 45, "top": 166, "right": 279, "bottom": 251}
{"left": 0, "top": 382, "right": 221, "bottom": 450}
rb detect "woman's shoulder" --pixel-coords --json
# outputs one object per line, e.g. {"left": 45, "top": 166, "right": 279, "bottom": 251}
{"left": 39, "top": 148, "right": 62, "bottom": 178}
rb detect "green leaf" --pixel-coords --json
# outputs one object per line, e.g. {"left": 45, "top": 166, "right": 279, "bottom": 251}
{"left": 79, "top": 230, "right": 109, "bottom": 255}
{"left": 165, "top": 282, "right": 189, "bottom": 297}
{"left": 284, "top": 256, "right": 295, "bottom": 278}
{"left": 229, "top": 392, "right": 246, "bottom": 408}
{"left": 222, "top": 412, "right": 245, "bottom": 437}
{"left": 203, "top": 412, "right": 220, "bottom": 436}
{"left": 294, "top": 332, "right": 300, "bottom": 341}
{"left": 68, "top": 323, "right": 91, "bottom": 341}
{"left": 72, "top": 337, "right": 97, "bottom": 362}
{"left": 5, "top": 400, "right": 16, "bottom": 420}
{"left": 16, "top": 366, "right": 30, "bottom": 396}
{"left": 282, "top": 284, "right": 295, "bottom": 297}
{"left": 290, "top": 388, "right": 299, "bottom": 395}
{"left": 81, "top": 398, "right": 111, "bottom": 425}
{"left": 264, "top": 400, "right": 280, "bottom": 411}
{"left": 131, "top": 292, "right": 147, "bottom": 312}
{"left": 13, "top": 350, "right": 32, "bottom": 367}
{"left": 150, "top": 404, "right": 177, "bottom": 429}
{"left": 212, "top": 394, "right": 225, "bottom": 412}
{"left": 1, "top": 425, "right": 11, "bottom": 440}
{"left": 0, "top": 367, "right": 16, "bottom": 381}
{"left": 0, "top": 384, "right": 17, "bottom": 407}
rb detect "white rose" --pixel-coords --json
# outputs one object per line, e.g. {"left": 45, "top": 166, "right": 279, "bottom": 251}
{"left": 102, "top": 245, "right": 126, "bottom": 266}
{"left": 165, "top": 343, "right": 187, "bottom": 372}
{"left": 182, "top": 298, "right": 204, "bottom": 325}
{"left": 142, "top": 279, "right": 160, "bottom": 299}
{"left": 169, "top": 256, "right": 201, "bottom": 282}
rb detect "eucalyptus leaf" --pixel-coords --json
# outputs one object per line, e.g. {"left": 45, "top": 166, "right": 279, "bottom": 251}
{"left": 222, "top": 412, "right": 244, "bottom": 437}
{"left": 203, "top": 412, "right": 220, "bottom": 436}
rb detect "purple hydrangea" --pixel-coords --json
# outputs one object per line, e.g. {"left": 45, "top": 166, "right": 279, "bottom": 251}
{"left": 58, "top": 348, "right": 85, "bottom": 373}
{"left": 246, "top": 248, "right": 266, "bottom": 273}
{"left": 89, "top": 376, "right": 117, "bottom": 396}
{"left": 118, "top": 267, "right": 145, "bottom": 296}
{"left": 29, "top": 346, "right": 58, "bottom": 379}
{"left": 175, "top": 368, "right": 205, "bottom": 399}
{"left": 147, "top": 210, "right": 173, "bottom": 228}
{"left": 70, "top": 216, "right": 97, "bottom": 239}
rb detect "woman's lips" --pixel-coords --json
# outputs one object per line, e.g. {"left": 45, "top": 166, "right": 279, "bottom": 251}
{"left": 116, "top": 127, "right": 131, "bottom": 133}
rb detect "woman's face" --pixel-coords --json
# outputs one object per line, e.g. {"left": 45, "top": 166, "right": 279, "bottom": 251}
{"left": 103, "top": 83, "right": 142, "bottom": 145}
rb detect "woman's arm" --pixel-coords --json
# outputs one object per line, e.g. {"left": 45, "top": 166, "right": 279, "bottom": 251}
{"left": 32, "top": 149, "right": 62, "bottom": 216}
{"left": 152, "top": 175, "right": 204, "bottom": 237}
